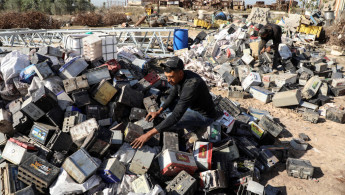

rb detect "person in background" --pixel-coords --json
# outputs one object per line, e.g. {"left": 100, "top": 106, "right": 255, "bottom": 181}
{"left": 259, "top": 23, "right": 282, "bottom": 71}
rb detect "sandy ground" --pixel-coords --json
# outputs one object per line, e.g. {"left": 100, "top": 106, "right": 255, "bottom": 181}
{"left": 212, "top": 86, "right": 345, "bottom": 195}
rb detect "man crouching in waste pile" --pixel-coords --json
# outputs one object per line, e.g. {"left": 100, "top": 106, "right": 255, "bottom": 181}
{"left": 259, "top": 23, "right": 282, "bottom": 71}
{"left": 131, "top": 56, "right": 217, "bottom": 149}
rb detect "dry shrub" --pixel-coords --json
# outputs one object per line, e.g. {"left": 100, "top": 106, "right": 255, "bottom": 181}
{"left": 103, "top": 12, "right": 127, "bottom": 26}
{"left": 0, "top": 11, "right": 61, "bottom": 29}
{"left": 73, "top": 12, "right": 103, "bottom": 27}
{"left": 324, "top": 14, "right": 345, "bottom": 47}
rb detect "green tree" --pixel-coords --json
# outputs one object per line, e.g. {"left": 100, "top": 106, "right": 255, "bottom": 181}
{"left": 38, "top": 0, "right": 53, "bottom": 14}
{"left": 21, "top": 0, "right": 38, "bottom": 11}
{"left": 4, "top": 0, "right": 22, "bottom": 12}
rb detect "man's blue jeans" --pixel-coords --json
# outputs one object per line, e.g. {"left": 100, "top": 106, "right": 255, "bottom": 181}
{"left": 166, "top": 108, "right": 215, "bottom": 133}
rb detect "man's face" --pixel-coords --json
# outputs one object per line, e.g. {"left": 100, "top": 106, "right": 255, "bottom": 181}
{"left": 260, "top": 33, "right": 268, "bottom": 38}
{"left": 164, "top": 70, "right": 183, "bottom": 86}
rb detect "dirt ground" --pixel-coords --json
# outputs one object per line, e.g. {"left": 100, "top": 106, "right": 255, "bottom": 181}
{"left": 210, "top": 54, "right": 345, "bottom": 195}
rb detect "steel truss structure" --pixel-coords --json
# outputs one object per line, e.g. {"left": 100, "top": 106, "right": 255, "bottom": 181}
{"left": 0, "top": 27, "right": 178, "bottom": 57}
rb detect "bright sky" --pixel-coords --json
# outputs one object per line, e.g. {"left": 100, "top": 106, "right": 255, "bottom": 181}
{"left": 91, "top": 0, "right": 282, "bottom": 7}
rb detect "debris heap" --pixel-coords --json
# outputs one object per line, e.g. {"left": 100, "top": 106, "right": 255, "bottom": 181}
{"left": 0, "top": 18, "right": 344, "bottom": 194}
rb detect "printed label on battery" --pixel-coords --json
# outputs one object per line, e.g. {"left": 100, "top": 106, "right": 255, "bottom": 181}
{"left": 175, "top": 153, "right": 190, "bottom": 163}
{"left": 30, "top": 161, "right": 51, "bottom": 175}
{"left": 124, "top": 127, "right": 129, "bottom": 137}
{"left": 31, "top": 127, "right": 47, "bottom": 142}
{"left": 210, "top": 128, "right": 219, "bottom": 139}
{"left": 198, "top": 145, "right": 207, "bottom": 159}
{"left": 251, "top": 123, "right": 263, "bottom": 138}
{"left": 312, "top": 81, "right": 320, "bottom": 89}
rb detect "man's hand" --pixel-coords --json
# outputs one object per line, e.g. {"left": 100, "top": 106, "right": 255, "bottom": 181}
{"left": 265, "top": 46, "right": 271, "bottom": 53}
{"left": 130, "top": 128, "right": 159, "bottom": 149}
{"left": 146, "top": 111, "right": 160, "bottom": 122}
{"left": 260, "top": 48, "right": 265, "bottom": 54}
{"left": 145, "top": 107, "right": 164, "bottom": 121}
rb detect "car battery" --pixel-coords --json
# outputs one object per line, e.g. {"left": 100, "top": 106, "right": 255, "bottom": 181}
{"left": 45, "top": 106, "right": 64, "bottom": 128}
{"left": 109, "top": 102, "right": 131, "bottom": 122}
{"left": 12, "top": 111, "right": 33, "bottom": 135}
{"left": 236, "top": 137, "right": 260, "bottom": 159}
{"left": 59, "top": 56, "right": 88, "bottom": 79}
{"left": 215, "top": 96, "right": 241, "bottom": 117}
{"left": 8, "top": 138, "right": 37, "bottom": 150}
{"left": 249, "top": 86, "right": 274, "bottom": 103}
{"left": 62, "top": 114, "right": 85, "bottom": 133}
{"left": 2, "top": 138, "right": 34, "bottom": 165}
{"left": 110, "top": 130, "right": 123, "bottom": 145}
{"left": 86, "top": 105, "right": 109, "bottom": 120}
{"left": 200, "top": 170, "right": 228, "bottom": 191}
{"left": 37, "top": 46, "right": 63, "bottom": 57}
{"left": 286, "top": 158, "right": 314, "bottom": 179}
{"left": 134, "top": 118, "right": 154, "bottom": 131}
{"left": 124, "top": 122, "right": 144, "bottom": 143}
{"left": 0, "top": 109, "right": 14, "bottom": 135}
{"left": 85, "top": 65, "right": 111, "bottom": 85}
{"left": 258, "top": 149, "right": 279, "bottom": 170}
{"left": 132, "top": 174, "right": 152, "bottom": 194}
{"left": 17, "top": 155, "right": 59, "bottom": 193}
{"left": 62, "top": 148, "right": 100, "bottom": 184}
{"left": 98, "top": 118, "right": 112, "bottom": 126}
{"left": 331, "top": 86, "right": 345, "bottom": 97}
{"left": 91, "top": 79, "right": 118, "bottom": 106}
{"left": 29, "top": 122, "right": 58, "bottom": 145}
{"left": 33, "top": 61, "right": 54, "bottom": 80}
{"left": 143, "top": 95, "right": 159, "bottom": 113}
{"left": 63, "top": 75, "right": 89, "bottom": 94}
{"left": 166, "top": 170, "right": 197, "bottom": 195}
{"left": 9, "top": 98, "right": 23, "bottom": 114}
{"left": 101, "top": 59, "right": 121, "bottom": 75}
{"left": 314, "top": 62, "right": 327, "bottom": 72}
{"left": 302, "top": 76, "right": 322, "bottom": 99}
{"left": 303, "top": 109, "right": 319, "bottom": 123}
{"left": 213, "top": 138, "right": 240, "bottom": 165}
{"left": 135, "top": 78, "right": 151, "bottom": 91}
{"left": 32, "top": 86, "right": 58, "bottom": 113}
{"left": 129, "top": 149, "right": 155, "bottom": 175}
{"left": 144, "top": 71, "right": 160, "bottom": 85}
{"left": 129, "top": 107, "right": 147, "bottom": 121}
{"left": 331, "top": 78, "right": 345, "bottom": 88}
{"left": 203, "top": 122, "right": 221, "bottom": 143}
{"left": 70, "top": 118, "right": 99, "bottom": 147}
{"left": 193, "top": 141, "right": 213, "bottom": 170}
{"left": 71, "top": 90, "right": 91, "bottom": 107}
{"left": 158, "top": 149, "right": 198, "bottom": 177}
{"left": 249, "top": 122, "right": 275, "bottom": 145}
{"left": 216, "top": 111, "right": 235, "bottom": 133}
{"left": 272, "top": 89, "right": 302, "bottom": 107}
{"left": 15, "top": 136, "right": 53, "bottom": 160}
{"left": 274, "top": 73, "right": 298, "bottom": 88}
{"left": 14, "top": 184, "right": 37, "bottom": 195}
{"left": 99, "top": 158, "right": 126, "bottom": 183}
{"left": 241, "top": 72, "right": 261, "bottom": 91}
{"left": 260, "top": 145, "right": 289, "bottom": 163}
{"left": 326, "top": 107, "right": 345, "bottom": 124}
{"left": 0, "top": 163, "right": 27, "bottom": 195}
{"left": 46, "top": 130, "right": 73, "bottom": 152}
{"left": 163, "top": 132, "right": 179, "bottom": 151}
{"left": 21, "top": 97, "right": 45, "bottom": 121}
{"left": 56, "top": 91, "right": 74, "bottom": 110}
{"left": 0, "top": 132, "right": 7, "bottom": 146}
{"left": 118, "top": 85, "right": 144, "bottom": 108}
{"left": 82, "top": 135, "right": 110, "bottom": 158}
{"left": 258, "top": 115, "right": 284, "bottom": 137}
{"left": 146, "top": 132, "right": 160, "bottom": 147}
{"left": 299, "top": 72, "right": 311, "bottom": 86}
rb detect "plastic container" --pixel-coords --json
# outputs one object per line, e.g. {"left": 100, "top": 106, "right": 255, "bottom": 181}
{"left": 173, "top": 29, "right": 188, "bottom": 51}
{"left": 83, "top": 34, "right": 102, "bottom": 61}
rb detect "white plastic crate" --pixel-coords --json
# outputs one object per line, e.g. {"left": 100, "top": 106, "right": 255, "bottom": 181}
{"left": 63, "top": 34, "right": 118, "bottom": 61}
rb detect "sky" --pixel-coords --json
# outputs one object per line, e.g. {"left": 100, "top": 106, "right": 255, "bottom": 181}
{"left": 91, "top": 0, "right": 282, "bottom": 7}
